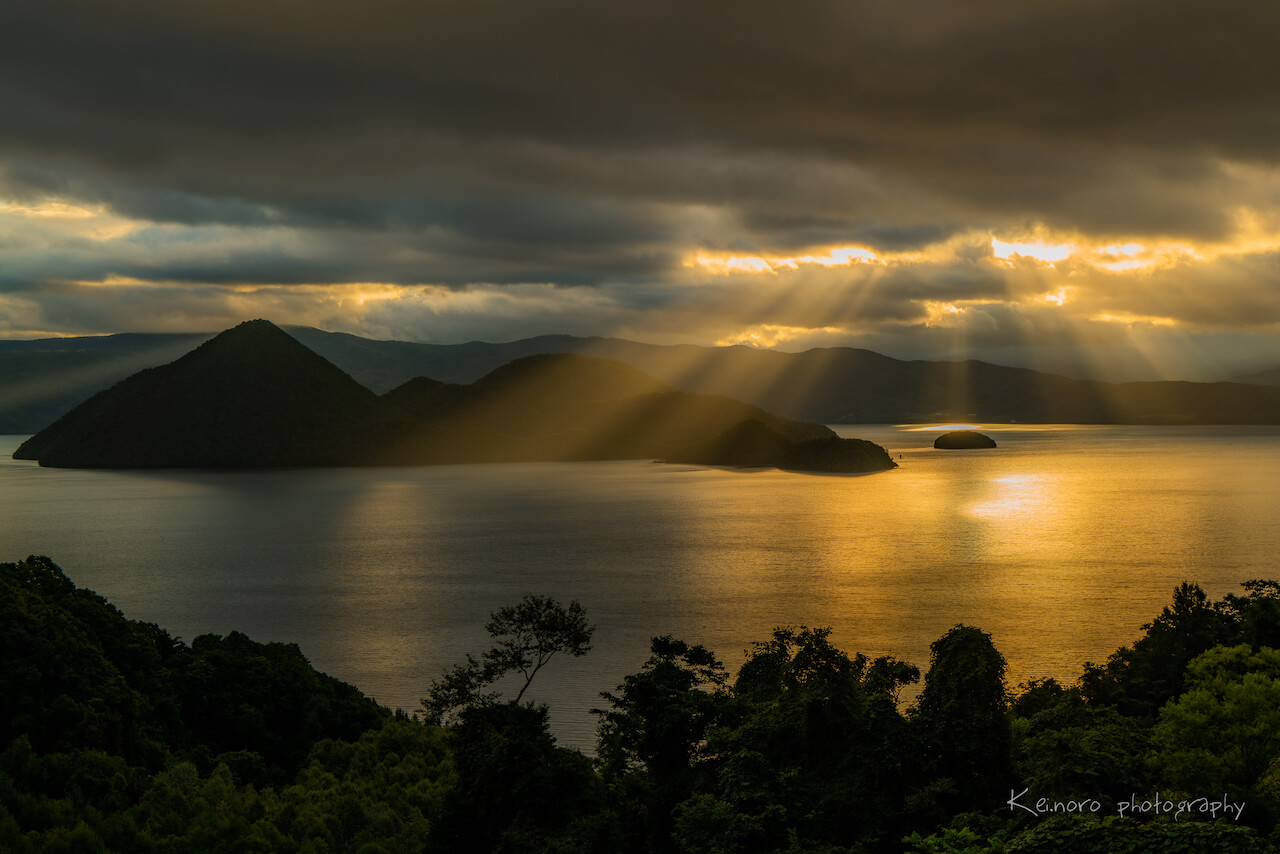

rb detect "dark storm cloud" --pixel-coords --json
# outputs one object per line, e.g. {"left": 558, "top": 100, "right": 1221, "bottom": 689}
{"left": 733, "top": 212, "right": 963, "bottom": 254}
{"left": 7, "top": 0, "right": 1280, "bottom": 248}
{"left": 5, "top": 0, "right": 1280, "bottom": 380}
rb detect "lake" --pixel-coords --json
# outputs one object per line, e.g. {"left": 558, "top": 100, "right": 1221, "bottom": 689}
{"left": 4, "top": 424, "right": 1279, "bottom": 751}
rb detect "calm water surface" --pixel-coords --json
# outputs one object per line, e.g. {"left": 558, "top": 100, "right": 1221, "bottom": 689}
{"left": 4, "top": 425, "right": 1278, "bottom": 750}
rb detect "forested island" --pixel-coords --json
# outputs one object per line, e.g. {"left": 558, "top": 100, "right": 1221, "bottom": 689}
{"left": 12, "top": 320, "right": 895, "bottom": 475}
{"left": 4, "top": 555, "right": 1280, "bottom": 852}
{"left": 934, "top": 431, "right": 998, "bottom": 450}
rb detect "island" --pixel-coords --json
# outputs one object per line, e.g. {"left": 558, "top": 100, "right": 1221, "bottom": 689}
{"left": 933, "top": 430, "right": 997, "bottom": 449}
{"left": 13, "top": 320, "right": 897, "bottom": 475}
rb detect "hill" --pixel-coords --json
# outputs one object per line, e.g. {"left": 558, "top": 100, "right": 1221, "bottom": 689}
{"left": 281, "top": 329, "right": 1280, "bottom": 424}
{"left": 0, "top": 554, "right": 388, "bottom": 784}
{"left": 12, "top": 321, "right": 414, "bottom": 467}
{"left": 8, "top": 327, "right": 1280, "bottom": 431}
{"left": 15, "top": 323, "right": 895, "bottom": 473}
{"left": 380, "top": 352, "right": 846, "bottom": 465}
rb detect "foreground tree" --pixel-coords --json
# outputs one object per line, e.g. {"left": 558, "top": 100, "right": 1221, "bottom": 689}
{"left": 1012, "top": 688, "right": 1152, "bottom": 810}
{"left": 1080, "top": 582, "right": 1236, "bottom": 716}
{"left": 689, "top": 627, "right": 920, "bottom": 852}
{"left": 595, "top": 636, "right": 730, "bottom": 853}
{"left": 419, "top": 595, "right": 600, "bottom": 852}
{"left": 427, "top": 702, "right": 605, "bottom": 853}
{"left": 486, "top": 595, "right": 594, "bottom": 702}
{"left": 1154, "top": 644, "right": 1280, "bottom": 793}
{"left": 421, "top": 594, "right": 594, "bottom": 723}
{"left": 911, "top": 624, "right": 1012, "bottom": 819}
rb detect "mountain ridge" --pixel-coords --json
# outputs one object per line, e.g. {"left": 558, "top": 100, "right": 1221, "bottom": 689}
{"left": 15, "top": 321, "right": 895, "bottom": 473}
{"left": 6, "top": 326, "right": 1280, "bottom": 431}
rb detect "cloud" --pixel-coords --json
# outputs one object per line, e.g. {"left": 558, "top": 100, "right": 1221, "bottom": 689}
{"left": 2, "top": 0, "right": 1280, "bottom": 379}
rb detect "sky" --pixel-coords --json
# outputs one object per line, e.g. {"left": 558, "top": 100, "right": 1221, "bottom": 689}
{"left": 3, "top": 0, "right": 1280, "bottom": 381}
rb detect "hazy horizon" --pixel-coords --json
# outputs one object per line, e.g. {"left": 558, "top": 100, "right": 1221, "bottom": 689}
{"left": 4, "top": 320, "right": 1276, "bottom": 386}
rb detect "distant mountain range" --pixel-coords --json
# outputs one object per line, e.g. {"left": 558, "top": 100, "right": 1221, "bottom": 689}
{"left": 1229, "top": 366, "right": 1280, "bottom": 387}
{"left": 13, "top": 320, "right": 894, "bottom": 473}
{"left": 4, "top": 325, "right": 1280, "bottom": 434}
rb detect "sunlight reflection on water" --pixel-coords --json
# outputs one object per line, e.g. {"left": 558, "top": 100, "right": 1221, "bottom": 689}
{"left": 3, "top": 424, "right": 1279, "bottom": 751}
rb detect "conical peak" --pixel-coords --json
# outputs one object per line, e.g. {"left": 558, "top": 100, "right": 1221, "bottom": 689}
{"left": 178, "top": 319, "right": 312, "bottom": 364}
{"left": 206, "top": 318, "right": 289, "bottom": 344}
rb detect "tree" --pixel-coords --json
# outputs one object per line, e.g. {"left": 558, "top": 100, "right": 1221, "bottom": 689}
{"left": 418, "top": 595, "right": 600, "bottom": 851}
{"left": 911, "top": 625, "right": 1011, "bottom": 816}
{"left": 421, "top": 594, "right": 593, "bottom": 724}
{"left": 1081, "top": 582, "right": 1236, "bottom": 716}
{"left": 596, "top": 636, "right": 728, "bottom": 784}
{"left": 485, "top": 595, "right": 594, "bottom": 703}
{"left": 1012, "top": 689, "right": 1152, "bottom": 809}
{"left": 594, "top": 636, "right": 729, "bottom": 853}
{"left": 427, "top": 702, "right": 605, "bottom": 853}
{"left": 1220, "top": 580, "right": 1280, "bottom": 651}
{"left": 712, "top": 626, "right": 919, "bottom": 850}
{"left": 1154, "top": 644, "right": 1280, "bottom": 792}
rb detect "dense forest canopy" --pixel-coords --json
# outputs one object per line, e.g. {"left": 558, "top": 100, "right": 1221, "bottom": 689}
{"left": 4, "top": 554, "right": 1280, "bottom": 852}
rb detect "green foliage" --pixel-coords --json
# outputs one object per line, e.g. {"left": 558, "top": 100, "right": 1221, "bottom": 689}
{"left": 2, "top": 556, "right": 385, "bottom": 787}
{"left": 1219, "top": 581, "right": 1280, "bottom": 652}
{"left": 1001, "top": 815, "right": 1267, "bottom": 853}
{"left": 276, "top": 718, "right": 454, "bottom": 852}
{"left": 1, "top": 718, "right": 455, "bottom": 853}
{"left": 418, "top": 655, "right": 498, "bottom": 727}
{"left": 711, "top": 627, "right": 919, "bottom": 850}
{"left": 1080, "top": 582, "right": 1237, "bottom": 717}
{"left": 1, "top": 555, "right": 180, "bottom": 768}
{"left": 1254, "top": 753, "right": 1280, "bottom": 832}
{"left": 911, "top": 814, "right": 1272, "bottom": 854}
{"left": 911, "top": 625, "right": 1012, "bottom": 817}
{"left": 1153, "top": 644, "right": 1280, "bottom": 791}
{"left": 1012, "top": 690, "right": 1152, "bottom": 808}
{"left": 428, "top": 703, "right": 603, "bottom": 853}
{"left": 422, "top": 594, "right": 593, "bottom": 724}
{"left": 904, "top": 825, "right": 1003, "bottom": 854}
{"left": 596, "top": 636, "right": 728, "bottom": 785}
{"left": 10, "top": 557, "right": 1280, "bottom": 852}
{"left": 595, "top": 636, "right": 730, "bottom": 853}
{"left": 1009, "top": 678, "right": 1065, "bottom": 720}
{"left": 177, "top": 629, "right": 386, "bottom": 782}
{"left": 672, "top": 787, "right": 794, "bottom": 854}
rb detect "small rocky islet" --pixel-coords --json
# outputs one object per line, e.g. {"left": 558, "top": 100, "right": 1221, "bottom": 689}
{"left": 933, "top": 430, "right": 997, "bottom": 449}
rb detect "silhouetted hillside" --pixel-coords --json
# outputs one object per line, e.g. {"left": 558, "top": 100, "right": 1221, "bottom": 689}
{"left": 380, "top": 353, "right": 879, "bottom": 470}
{"left": 380, "top": 375, "right": 469, "bottom": 420}
{"left": 670, "top": 419, "right": 895, "bottom": 472}
{"left": 286, "top": 331, "right": 1280, "bottom": 425}
{"left": 13, "top": 320, "right": 414, "bottom": 467}
{"left": 570, "top": 344, "right": 1280, "bottom": 425}
{"left": 289, "top": 327, "right": 587, "bottom": 392}
{"left": 8, "top": 328, "right": 1280, "bottom": 431}
{"left": 16, "top": 324, "right": 894, "bottom": 473}
{"left": 1, "top": 555, "right": 387, "bottom": 787}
